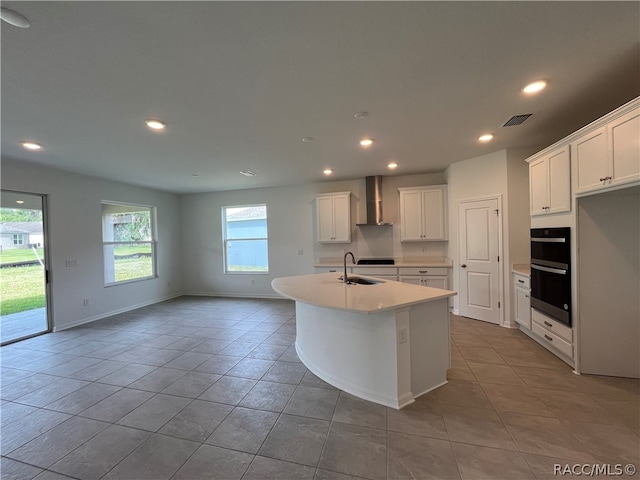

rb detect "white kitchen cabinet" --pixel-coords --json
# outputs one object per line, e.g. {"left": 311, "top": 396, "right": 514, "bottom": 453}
{"left": 398, "top": 185, "right": 448, "bottom": 241}
{"left": 573, "top": 104, "right": 640, "bottom": 195}
{"left": 316, "top": 192, "right": 351, "bottom": 243}
{"left": 399, "top": 267, "right": 448, "bottom": 289}
{"left": 529, "top": 146, "right": 571, "bottom": 216}
{"left": 531, "top": 309, "right": 573, "bottom": 360}
{"left": 513, "top": 273, "right": 531, "bottom": 330}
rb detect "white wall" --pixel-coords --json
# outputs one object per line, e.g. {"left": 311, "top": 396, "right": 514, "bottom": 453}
{"left": 1, "top": 157, "right": 183, "bottom": 330}
{"left": 179, "top": 172, "right": 446, "bottom": 298}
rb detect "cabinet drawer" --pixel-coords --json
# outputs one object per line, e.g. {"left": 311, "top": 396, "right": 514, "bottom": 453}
{"left": 513, "top": 274, "right": 530, "bottom": 290}
{"left": 532, "top": 322, "right": 573, "bottom": 358}
{"left": 398, "top": 267, "right": 448, "bottom": 276}
{"left": 315, "top": 267, "right": 343, "bottom": 274}
{"left": 352, "top": 267, "right": 398, "bottom": 277}
{"left": 531, "top": 309, "right": 572, "bottom": 343}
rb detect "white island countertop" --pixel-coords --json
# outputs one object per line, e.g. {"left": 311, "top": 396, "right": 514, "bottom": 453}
{"left": 272, "top": 272, "right": 456, "bottom": 314}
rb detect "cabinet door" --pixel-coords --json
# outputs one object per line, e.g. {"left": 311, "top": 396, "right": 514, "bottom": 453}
{"left": 529, "top": 157, "right": 549, "bottom": 215}
{"left": 574, "top": 127, "right": 609, "bottom": 194}
{"left": 422, "top": 188, "right": 447, "bottom": 240}
{"left": 609, "top": 108, "right": 640, "bottom": 187}
{"left": 423, "top": 276, "right": 448, "bottom": 289}
{"left": 332, "top": 194, "right": 351, "bottom": 243}
{"left": 514, "top": 286, "right": 531, "bottom": 329}
{"left": 399, "top": 277, "right": 422, "bottom": 286}
{"left": 316, "top": 196, "right": 335, "bottom": 242}
{"left": 547, "top": 147, "right": 571, "bottom": 214}
{"left": 399, "top": 190, "right": 424, "bottom": 241}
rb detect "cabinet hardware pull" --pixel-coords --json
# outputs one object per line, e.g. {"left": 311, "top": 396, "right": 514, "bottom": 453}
{"left": 525, "top": 295, "right": 529, "bottom": 298}
{"left": 461, "top": 264, "right": 467, "bottom": 268}
{"left": 518, "top": 279, "right": 524, "bottom": 283}
{"left": 544, "top": 334, "right": 553, "bottom": 341}
{"left": 418, "top": 270, "right": 428, "bottom": 274}
{"left": 543, "top": 321, "right": 552, "bottom": 327}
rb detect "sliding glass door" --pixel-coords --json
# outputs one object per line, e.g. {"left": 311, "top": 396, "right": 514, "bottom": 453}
{"left": 0, "top": 190, "right": 50, "bottom": 344}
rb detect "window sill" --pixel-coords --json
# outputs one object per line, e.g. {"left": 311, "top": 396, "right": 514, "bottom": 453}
{"left": 105, "top": 275, "right": 157, "bottom": 287}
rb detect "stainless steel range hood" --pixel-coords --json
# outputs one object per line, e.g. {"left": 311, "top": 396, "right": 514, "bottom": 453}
{"left": 356, "top": 176, "right": 393, "bottom": 226}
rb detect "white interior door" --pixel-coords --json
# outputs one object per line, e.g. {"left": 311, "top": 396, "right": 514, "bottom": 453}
{"left": 458, "top": 198, "right": 501, "bottom": 324}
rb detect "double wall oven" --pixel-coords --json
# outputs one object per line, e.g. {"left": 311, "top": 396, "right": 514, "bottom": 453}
{"left": 530, "top": 227, "right": 571, "bottom": 327}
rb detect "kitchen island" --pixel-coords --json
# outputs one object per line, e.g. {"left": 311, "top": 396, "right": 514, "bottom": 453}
{"left": 271, "top": 272, "right": 457, "bottom": 409}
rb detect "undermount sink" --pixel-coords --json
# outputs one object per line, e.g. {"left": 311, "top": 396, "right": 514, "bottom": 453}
{"left": 339, "top": 276, "right": 384, "bottom": 285}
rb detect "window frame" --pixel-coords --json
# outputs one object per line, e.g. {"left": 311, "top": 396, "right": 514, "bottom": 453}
{"left": 222, "top": 204, "right": 269, "bottom": 274}
{"left": 13, "top": 234, "right": 25, "bottom": 245}
{"left": 101, "top": 201, "right": 158, "bottom": 287}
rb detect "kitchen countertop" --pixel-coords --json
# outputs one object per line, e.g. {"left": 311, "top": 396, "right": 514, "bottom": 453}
{"left": 272, "top": 272, "right": 456, "bottom": 314}
{"left": 512, "top": 263, "right": 531, "bottom": 277}
{"left": 314, "top": 257, "right": 453, "bottom": 268}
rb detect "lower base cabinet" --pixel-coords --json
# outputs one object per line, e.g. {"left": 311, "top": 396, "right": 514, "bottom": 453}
{"left": 399, "top": 267, "right": 448, "bottom": 289}
{"left": 530, "top": 309, "right": 574, "bottom": 363}
{"left": 513, "top": 273, "right": 531, "bottom": 330}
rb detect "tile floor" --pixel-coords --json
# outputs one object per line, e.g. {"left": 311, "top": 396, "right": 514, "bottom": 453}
{"left": 1, "top": 296, "right": 638, "bottom": 480}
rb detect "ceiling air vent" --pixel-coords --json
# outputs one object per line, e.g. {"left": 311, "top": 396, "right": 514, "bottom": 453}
{"left": 502, "top": 113, "right": 532, "bottom": 127}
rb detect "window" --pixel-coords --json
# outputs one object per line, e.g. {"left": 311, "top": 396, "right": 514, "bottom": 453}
{"left": 102, "top": 202, "right": 156, "bottom": 285}
{"left": 12, "top": 234, "right": 25, "bottom": 245}
{"left": 222, "top": 204, "right": 268, "bottom": 273}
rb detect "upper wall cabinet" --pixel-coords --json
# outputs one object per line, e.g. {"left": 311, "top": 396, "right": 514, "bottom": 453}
{"left": 573, "top": 105, "right": 640, "bottom": 196}
{"left": 529, "top": 145, "right": 571, "bottom": 216}
{"left": 398, "top": 185, "right": 448, "bottom": 241}
{"left": 316, "top": 192, "right": 351, "bottom": 243}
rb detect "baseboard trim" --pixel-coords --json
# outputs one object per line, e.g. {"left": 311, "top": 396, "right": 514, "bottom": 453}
{"left": 187, "top": 291, "right": 283, "bottom": 300}
{"left": 53, "top": 293, "right": 184, "bottom": 332}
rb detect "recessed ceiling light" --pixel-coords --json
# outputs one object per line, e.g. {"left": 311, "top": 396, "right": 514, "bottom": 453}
{"left": 360, "top": 138, "right": 373, "bottom": 147}
{"left": 0, "top": 8, "right": 30, "bottom": 28}
{"left": 16, "top": 200, "right": 25, "bottom": 204}
{"left": 22, "top": 142, "right": 42, "bottom": 151}
{"left": 387, "top": 162, "right": 398, "bottom": 170}
{"left": 354, "top": 112, "right": 369, "bottom": 119}
{"left": 323, "top": 169, "right": 333, "bottom": 175}
{"left": 145, "top": 119, "right": 166, "bottom": 130}
{"left": 191, "top": 174, "right": 199, "bottom": 177}
{"left": 240, "top": 170, "right": 257, "bottom": 177}
{"left": 522, "top": 80, "right": 547, "bottom": 94}
{"left": 478, "top": 134, "right": 494, "bottom": 142}
{"left": 301, "top": 137, "right": 314, "bottom": 143}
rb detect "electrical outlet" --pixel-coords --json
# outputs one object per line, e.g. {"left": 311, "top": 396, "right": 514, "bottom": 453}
{"left": 66, "top": 259, "right": 77, "bottom": 267}
{"left": 297, "top": 249, "right": 303, "bottom": 256}
{"left": 399, "top": 328, "right": 408, "bottom": 344}
{"left": 250, "top": 279, "right": 255, "bottom": 286}
{"left": 83, "top": 298, "right": 90, "bottom": 306}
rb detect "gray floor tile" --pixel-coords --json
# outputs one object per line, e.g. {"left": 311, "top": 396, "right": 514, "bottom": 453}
{"left": 0, "top": 456, "right": 44, "bottom": 480}
{"left": 79, "top": 387, "right": 155, "bottom": 423}
{"left": 7, "top": 416, "right": 109, "bottom": 468}
{"left": 239, "top": 380, "right": 296, "bottom": 412}
{"left": 1, "top": 373, "right": 60, "bottom": 401}
{"left": 39, "top": 357, "right": 102, "bottom": 377}
{"left": 68, "top": 360, "right": 129, "bottom": 381}
{"left": 387, "top": 432, "right": 461, "bottom": 479}
{"left": 226, "top": 358, "right": 274, "bottom": 380}
{"left": 246, "top": 343, "right": 289, "bottom": 360}
{"left": 50, "top": 424, "right": 151, "bottom": 480}
{"left": 1, "top": 408, "right": 71, "bottom": 454}
{"left": 14, "top": 378, "right": 90, "bottom": 407}
{"left": 218, "top": 341, "right": 259, "bottom": 357}
{"left": 332, "top": 392, "right": 388, "bottom": 429}
{"left": 0, "top": 367, "right": 36, "bottom": 386}
{"left": 319, "top": 422, "right": 387, "bottom": 480}
{"left": 96, "top": 363, "right": 157, "bottom": 386}
{"left": 173, "top": 444, "right": 254, "bottom": 480}
{"left": 126, "top": 367, "right": 187, "bottom": 392}
{"left": 162, "top": 351, "right": 212, "bottom": 370}
{"left": 0, "top": 401, "right": 39, "bottom": 426}
{"left": 300, "top": 370, "right": 337, "bottom": 390}
{"left": 101, "top": 433, "right": 199, "bottom": 480}
{"left": 441, "top": 404, "right": 518, "bottom": 450}
{"left": 193, "top": 354, "right": 242, "bottom": 374}
{"left": 284, "top": 385, "right": 339, "bottom": 420}
{"left": 243, "top": 456, "right": 315, "bottom": 480}
{"left": 43, "top": 382, "right": 121, "bottom": 414}
{"left": 262, "top": 361, "right": 307, "bottom": 384}
{"left": 161, "top": 371, "right": 221, "bottom": 398}
{"left": 258, "top": 414, "right": 330, "bottom": 466}
{"left": 206, "top": 406, "right": 279, "bottom": 454}
{"left": 159, "top": 399, "right": 233, "bottom": 442}
{"left": 388, "top": 394, "right": 448, "bottom": 440}
{"left": 116, "top": 393, "right": 191, "bottom": 432}
{"left": 452, "top": 442, "right": 535, "bottom": 480}
{"left": 190, "top": 339, "right": 234, "bottom": 354}
{"left": 198, "top": 376, "right": 256, "bottom": 405}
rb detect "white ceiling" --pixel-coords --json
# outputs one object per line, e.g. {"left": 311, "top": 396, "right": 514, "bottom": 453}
{"left": 2, "top": 1, "right": 638, "bottom": 194}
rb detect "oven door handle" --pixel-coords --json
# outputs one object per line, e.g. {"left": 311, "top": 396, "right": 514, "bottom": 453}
{"left": 531, "top": 237, "right": 566, "bottom": 243}
{"left": 531, "top": 264, "right": 567, "bottom": 275}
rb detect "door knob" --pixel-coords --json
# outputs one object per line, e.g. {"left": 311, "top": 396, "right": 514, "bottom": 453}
{"left": 461, "top": 264, "right": 467, "bottom": 268}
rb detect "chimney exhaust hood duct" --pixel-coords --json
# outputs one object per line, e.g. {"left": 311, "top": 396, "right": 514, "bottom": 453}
{"left": 357, "top": 176, "right": 393, "bottom": 226}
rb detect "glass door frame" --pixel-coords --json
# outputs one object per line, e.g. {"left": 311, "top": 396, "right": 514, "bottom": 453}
{"left": 0, "top": 189, "right": 52, "bottom": 345}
